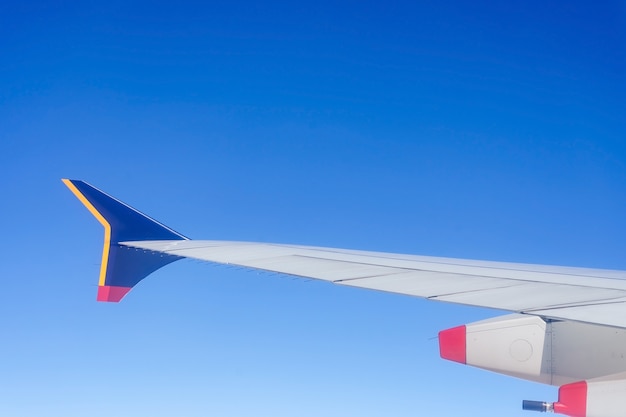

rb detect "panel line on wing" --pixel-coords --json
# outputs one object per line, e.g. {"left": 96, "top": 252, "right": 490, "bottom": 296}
{"left": 293, "top": 254, "right": 626, "bottom": 294}
{"left": 273, "top": 244, "right": 626, "bottom": 279}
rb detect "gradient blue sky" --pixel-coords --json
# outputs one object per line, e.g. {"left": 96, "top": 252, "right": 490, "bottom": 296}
{"left": 2, "top": 1, "right": 626, "bottom": 416}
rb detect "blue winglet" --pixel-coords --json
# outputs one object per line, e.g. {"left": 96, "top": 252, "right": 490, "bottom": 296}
{"left": 63, "top": 179, "right": 188, "bottom": 302}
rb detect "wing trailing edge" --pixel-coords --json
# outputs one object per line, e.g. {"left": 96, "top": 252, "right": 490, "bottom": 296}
{"left": 62, "top": 179, "right": 188, "bottom": 302}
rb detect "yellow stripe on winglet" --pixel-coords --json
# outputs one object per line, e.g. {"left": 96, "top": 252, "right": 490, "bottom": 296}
{"left": 62, "top": 179, "right": 111, "bottom": 286}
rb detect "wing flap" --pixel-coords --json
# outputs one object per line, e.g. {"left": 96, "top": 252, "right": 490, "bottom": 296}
{"left": 337, "top": 272, "right": 522, "bottom": 298}
{"left": 530, "top": 299, "right": 626, "bottom": 328}
{"left": 432, "top": 283, "right": 625, "bottom": 311}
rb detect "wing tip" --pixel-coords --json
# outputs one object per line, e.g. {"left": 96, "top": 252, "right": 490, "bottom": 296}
{"left": 63, "top": 178, "right": 186, "bottom": 302}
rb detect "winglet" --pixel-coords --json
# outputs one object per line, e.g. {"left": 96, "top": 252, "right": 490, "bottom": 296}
{"left": 62, "top": 179, "right": 187, "bottom": 302}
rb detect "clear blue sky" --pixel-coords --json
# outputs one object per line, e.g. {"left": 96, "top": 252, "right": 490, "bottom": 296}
{"left": 1, "top": 1, "right": 625, "bottom": 416}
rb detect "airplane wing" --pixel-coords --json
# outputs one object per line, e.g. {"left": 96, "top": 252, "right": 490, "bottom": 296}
{"left": 121, "top": 239, "right": 626, "bottom": 329}
{"left": 63, "top": 179, "right": 626, "bottom": 417}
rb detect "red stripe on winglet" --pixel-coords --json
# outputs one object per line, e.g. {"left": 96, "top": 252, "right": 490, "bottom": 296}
{"left": 438, "top": 325, "right": 466, "bottom": 364}
{"left": 554, "top": 381, "right": 587, "bottom": 417}
{"left": 97, "top": 285, "right": 132, "bottom": 302}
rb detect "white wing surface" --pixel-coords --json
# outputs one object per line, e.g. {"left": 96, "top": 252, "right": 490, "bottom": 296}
{"left": 122, "top": 239, "right": 626, "bottom": 329}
